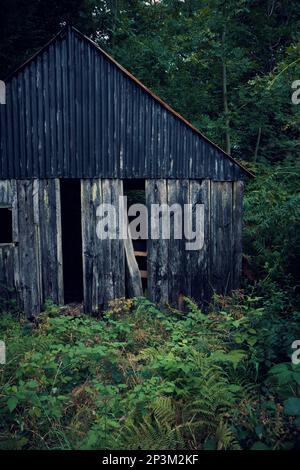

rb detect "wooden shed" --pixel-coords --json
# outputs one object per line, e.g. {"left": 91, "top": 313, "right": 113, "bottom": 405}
{"left": 0, "top": 26, "right": 252, "bottom": 316}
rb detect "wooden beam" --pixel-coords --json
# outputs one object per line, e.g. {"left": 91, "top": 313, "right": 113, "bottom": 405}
{"left": 134, "top": 250, "right": 147, "bottom": 257}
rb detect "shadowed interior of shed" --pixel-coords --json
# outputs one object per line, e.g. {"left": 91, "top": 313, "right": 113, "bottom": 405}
{"left": 0, "top": 207, "right": 12, "bottom": 244}
{"left": 60, "top": 179, "right": 83, "bottom": 303}
{"left": 124, "top": 179, "right": 147, "bottom": 294}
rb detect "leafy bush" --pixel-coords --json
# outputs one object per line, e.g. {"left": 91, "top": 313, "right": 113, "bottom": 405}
{"left": 243, "top": 159, "right": 300, "bottom": 302}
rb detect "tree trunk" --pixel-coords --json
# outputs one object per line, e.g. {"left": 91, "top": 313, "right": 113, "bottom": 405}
{"left": 222, "top": 29, "right": 231, "bottom": 155}
{"left": 254, "top": 126, "right": 262, "bottom": 162}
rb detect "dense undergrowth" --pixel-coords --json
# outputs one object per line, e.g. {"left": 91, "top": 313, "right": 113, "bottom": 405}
{"left": 0, "top": 160, "right": 300, "bottom": 450}
{"left": 0, "top": 291, "right": 299, "bottom": 450}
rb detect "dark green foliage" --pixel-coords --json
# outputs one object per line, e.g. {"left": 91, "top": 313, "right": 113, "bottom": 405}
{"left": 0, "top": 295, "right": 299, "bottom": 450}
{"left": 241, "top": 159, "right": 300, "bottom": 373}
{"left": 0, "top": 0, "right": 95, "bottom": 77}
{"left": 0, "top": 285, "right": 20, "bottom": 318}
{"left": 244, "top": 160, "right": 300, "bottom": 291}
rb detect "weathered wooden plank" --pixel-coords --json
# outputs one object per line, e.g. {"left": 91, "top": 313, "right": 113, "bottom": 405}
{"left": 0, "top": 180, "right": 13, "bottom": 205}
{"left": 16, "top": 180, "right": 42, "bottom": 316}
{"left": 55, "top": 180, "right": 64, "bottom": 303}
{"left": 101, "top": 179, "right": 114, "bottom": 302}
{"left": 146, "top": 179, "right": 169, "bottom": 303}
{"left": 11, "top": 180, "right": 20, "bottom": 305}
{"left": 0, "top": 246, "right": 14, "bottom": 289}
{"left": 210, "top": 181, "right": 233, "bottom": 296}
{"left": 110, "top": 179, "right": 126, "bottom": 299}
{"left": 0, "top": 180, "right": 21, "bottom": 307}
{"left": 167, "top": 179, "right": 190, "bottom": 307}
{"left": 123, "top": 200, "right": 143, "bottom": 298}
{"left": 81, "top": 179, "right": 101, "bottom": 313}
{"left": 38, "top": 179, "right": 64, "bottom": 305}
{"left": 81, "top": 179, "right": 125, "bottom": 314}
{"left": 134, "top": 251, "right": 147, "bottom": 257}
{"left": 124, "top": 237, "right": 143, "bottom": 297}
{"left": 188, "top": 179, "right": 211, "bottom": 305}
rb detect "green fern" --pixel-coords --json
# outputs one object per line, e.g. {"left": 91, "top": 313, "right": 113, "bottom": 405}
{"left": 215, "top": 420, "right": 240, "bottom": 450}
{"left": 153, "top": 396, "right": 176, "bottom": 427}
{"left": 114, "top": 416, "right": 185, "bottom": 450}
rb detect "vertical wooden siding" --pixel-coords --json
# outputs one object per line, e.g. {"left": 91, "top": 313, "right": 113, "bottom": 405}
{"left": 16, "top": 180, "right": 42, "bottom": 314}
{"left": 0, "top": 178, "right": 243, "bottom": 315}
{"left": 81, "top": 179, "right": 126, "bottom": 313}
{"left": 0, "top": 180, "right": 18, "bottom": 298}
{"left": 0, "top": 28, "right": 249, "bottom": 181}
{"left": 38, "top": 180, "right": 64, "bottom": 305}
{"left": 189, "top": 179, "right": 211, "bottom": 303}
{"left": 0, "top": 179, "right": 63, "bottom": 315}
{"left": 146, "top": 179, "right": 169, "bottom": 303}
{"left": 0, "top": 246, "right": 14, "bottom": 289}
{"left": 146, "top": 179, "right": 243, "bottom": 307}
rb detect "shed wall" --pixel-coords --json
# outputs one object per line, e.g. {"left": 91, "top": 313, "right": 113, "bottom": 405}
{"left": 0, "top": 179, "right": 63, "bottom": 315}
{"left": 146, "top": 179, "right": 243, "bottom": 305}
{"left": 0, "top": 178, "right": 243, "bottom": 315}
{"left": 81, "top": 179, "right": 126, "bottom": 313}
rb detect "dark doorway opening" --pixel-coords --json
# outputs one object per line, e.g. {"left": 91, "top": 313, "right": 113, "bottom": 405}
{"left": 0, "top": 207, "right": 13, "bottom": 244}
{"left": 60, "top": 180, "right": 83, "bottom": 303}
{"left": 124, "top": 179, "right": 147, "bottom": 293}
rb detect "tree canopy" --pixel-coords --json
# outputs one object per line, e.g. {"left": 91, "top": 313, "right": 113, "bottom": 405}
{"left": 1, "top": 0, "right": 299, "bottom": 163}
